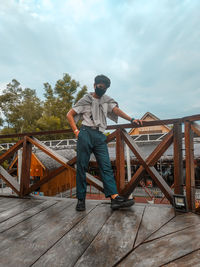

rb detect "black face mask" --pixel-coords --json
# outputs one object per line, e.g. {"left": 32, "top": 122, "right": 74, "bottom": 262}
{"left": 95, "top": 86, "right": 106, "bottom": 97}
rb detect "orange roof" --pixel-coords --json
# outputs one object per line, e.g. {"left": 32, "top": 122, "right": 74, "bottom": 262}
{"left": 129, "top": 112, "right": 171, "bottom": 135}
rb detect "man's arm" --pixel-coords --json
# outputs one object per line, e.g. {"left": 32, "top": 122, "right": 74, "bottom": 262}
{"left": 112, "top": 106, "right": 143, "bottom": 126}
{"left": 66, "top": 109, "right": 80, "bottom": 138}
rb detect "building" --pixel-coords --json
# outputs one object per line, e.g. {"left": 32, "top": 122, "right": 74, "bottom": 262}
{"left": 10, "top": 149, "right": 77, "bottom": 196}
{"left": 129, "top": 111, "right": 171, "bottom": 135}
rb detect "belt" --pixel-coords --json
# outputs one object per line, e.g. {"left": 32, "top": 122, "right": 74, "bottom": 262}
{"left": 82, "top": 125, "right": 99, "bottom": 131}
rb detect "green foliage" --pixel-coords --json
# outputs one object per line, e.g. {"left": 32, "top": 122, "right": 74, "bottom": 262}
{"left": 0, "top": 73, "right": 88, "bottom": 140}
{"left": 36, "top": 115, "right": 61, "bottom": 131}
{"left": 0, "top": 79, "right": 23, "bottom": 128}
{"left": 0, "top": 117, "right": 3, "bottom": 127}
{"left": 0, "top": 127, "right": 19, "bottom": 143}
{"left": 74, "top": 85, "right": 88, "bottom": 104}
{"left": 0, "top": 80, "right": 42, "bottom": 133}
{"left": 38, "top": 73, "right": 88, "bottom": 133}
{"left": 53, "top": 73, "right": 80, "bottom": 128}
{"left": 43, "top": 82, "right": 57, "bottom": 117}
{"left": 1, "top": 160, "right": 9, "bottom": 170}
{"left": 19, "top": 88, "right": 43, "bottom": 132}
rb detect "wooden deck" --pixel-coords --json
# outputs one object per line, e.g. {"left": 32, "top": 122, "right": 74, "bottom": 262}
{"left": 0, "top": 196, "right": 200, "bottom": 267}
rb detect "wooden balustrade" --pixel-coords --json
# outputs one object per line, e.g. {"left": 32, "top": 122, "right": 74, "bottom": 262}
{"left": 0, "top": 114, "right": 200, "bottom": 212}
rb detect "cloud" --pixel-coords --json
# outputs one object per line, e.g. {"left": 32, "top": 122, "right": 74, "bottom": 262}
{"left": 0, "top": 82, "right": 7, "bottom": 94}
{"left": 0, "top": 0, "right": 200, "bottom": 120}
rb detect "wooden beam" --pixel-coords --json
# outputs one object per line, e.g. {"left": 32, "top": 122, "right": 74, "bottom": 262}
{"left": 173, "top": 123, "right": 183, "bottom": 194}
{"left": 67, "top": 156, "right": 77, "bottom": 166}
{"left": 27, "top": 137, "right": 104, "bottom": 193}
{"left": 160, "top": 183, "right": 174, "bottom": 203}
{"left": 115, "top": 129, "right": 125, "bottom": 193}
{"left": 121, "top": 166, "right": 146, "bottom": 197}
{"left": 121, "top": 131, "right": 174, "bottom": 204}
{"left": 107, "top": 118, "right": 182, "bottom": 130}
{"left": 191, "top": 122, "right": 200, "bottom": 137}
{"left": 106, "top": 130, "right": 117, "bottom": 143}
{"left": 8, "top": 155, "right": 18, "bottom": 169}
{"left": 0, "top": 128, "right": 73, "bottom": 139}
{"left": 121, "top": 131, "right": 173, "bottom": 197}
{"left": 26, "top": 157, "right": 104, "bottom": 194}
{"left": 0, "top": 114, "right": 200, "bottom": 140}
{"left": 26, "top": 166, "right": 66, "bottom": 194}
{"left": 20, "top": 137, "right": 32, "bottom": 196}
{"left": 0, "top": 139, "right": 24, "bottom": 164}
{"left": 0, "top": 166, "right": 20, "bottom": 195}
{"left": 146, "top": 130, "right": 174, "bottom": 166}
{"left": 146, "top": 166, "right": 173, "bottom": 204}
{"left": 184, "top": 121, "right": 195, "bottom": 211}
{"left": 86, "top": 173, "right": 104, "bottom": 193}
{"left": 183, "top": 114, "right": 200, "bottom": 122}
{"left": 26, "top": 137, "right": 75, "bottom": 172}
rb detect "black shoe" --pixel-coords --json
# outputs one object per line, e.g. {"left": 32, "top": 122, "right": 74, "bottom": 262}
{"left": 76, "top": 199, "right": 85, "bottom": 211}
{"left": 111, "top": 196, "right": 135, "bottom": 210}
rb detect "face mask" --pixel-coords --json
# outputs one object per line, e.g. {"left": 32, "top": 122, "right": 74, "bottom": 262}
{"left": 95, "top": 86, "right": 106, "bottom": 97}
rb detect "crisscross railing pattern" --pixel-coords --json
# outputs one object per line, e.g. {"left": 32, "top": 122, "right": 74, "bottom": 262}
{"left": 0, "top": 114, "right": 200, "bottom": 212}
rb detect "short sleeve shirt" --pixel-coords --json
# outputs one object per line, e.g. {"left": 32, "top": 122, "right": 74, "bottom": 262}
{"left": 73, "top": 95, "right": 117, "bottom": 129}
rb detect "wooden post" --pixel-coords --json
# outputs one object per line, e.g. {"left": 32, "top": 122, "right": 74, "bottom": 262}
{"left": 184, "top": 121, "right": 195, "bottom": 211}
{"left": 116, "top": 129, "right": 125, "bottom": 193}
{"left": 173, "top": 122, "right": 183, "bottom": 194}
{"left": 20, "top": 136, "right": 32, "bottom": 196}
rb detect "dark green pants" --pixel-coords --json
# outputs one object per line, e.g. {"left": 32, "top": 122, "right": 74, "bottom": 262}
{"left": 76, "top": 125, "right": 118, "bottom": 200}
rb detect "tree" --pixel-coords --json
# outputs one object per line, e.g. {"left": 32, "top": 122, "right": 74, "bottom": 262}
{"left": 54, "top": 73, "right": 80, "bottom": 128}
{"left": 18, "top": 88, "right": 43, "bottom": 132}
{"left": 0, "top": 117, "right": 3, "bottom": 128}
{"left": 36, "top": 115, "right": 61, "bottom": 131}
{"left": 0, "top": 127, "right": 19, "bottom": 143}
{"left": 74, "top": 85, "right": 88, "bottom": 104}
{"left": 0, "top": 74, "right": 88, "bottom": 140}
{"left": 43, "top": 82, "right": 57, "bottom": 117}
{"left": 0, "top": 80, "right": 42, "bottom": 133}
{"left": 35, "top": 73, "right": 88, "bottom": 138}
{"left": 0, "top": 79, "right": 22, "bottom": 129}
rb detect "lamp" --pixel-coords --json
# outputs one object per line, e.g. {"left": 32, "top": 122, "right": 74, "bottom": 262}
{"left": 173, "top": 194, "right": 188, "bottom": 212}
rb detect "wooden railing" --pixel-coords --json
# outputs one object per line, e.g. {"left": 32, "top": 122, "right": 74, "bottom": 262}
{"left": 0, "top": 114, "right": 200, "bottom": 212}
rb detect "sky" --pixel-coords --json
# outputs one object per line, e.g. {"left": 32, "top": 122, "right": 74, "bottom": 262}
{"left": 0, "top": 0, "right": 200, "bottom": 122}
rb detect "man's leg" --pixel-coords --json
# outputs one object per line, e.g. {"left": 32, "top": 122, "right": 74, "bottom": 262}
{"left": 93, "top": 131, "right": 135, "bottom": 210}
{"left": 76, "top": 128, "right": 92, "bottom": 201}
{"left": 93, "top": 132, "right": 118, "bottom": 197}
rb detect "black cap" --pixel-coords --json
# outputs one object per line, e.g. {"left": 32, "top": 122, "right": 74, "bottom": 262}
{"left": 94, "top": 75, "right": 111, "bottom": 88}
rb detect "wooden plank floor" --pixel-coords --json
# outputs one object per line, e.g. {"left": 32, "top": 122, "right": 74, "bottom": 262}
{"left": 0, "top": 196, "right": 200, "bottom": 267}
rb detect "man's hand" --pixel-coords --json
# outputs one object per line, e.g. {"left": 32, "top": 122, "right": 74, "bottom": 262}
{"left": 131, "top": 119, "right": 143, "bottom": 126}
{"left": 112, "top": 107, "right": 143, "bottom": 126}
{"left": 66, "top": 109, "right": 80, "bottom": 138}
{"left": 74, "top": 130, "right": 80, "bottom": 139}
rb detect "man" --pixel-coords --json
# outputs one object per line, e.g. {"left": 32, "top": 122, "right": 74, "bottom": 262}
{"left": 67, "top": 74, "right": 142, "bottom": 211}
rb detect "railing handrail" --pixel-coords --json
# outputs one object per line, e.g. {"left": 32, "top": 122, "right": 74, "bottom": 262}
{"left": 0, "top": 114, "right": 200, "bottom": 211}
{"left": 0, "top": 128, "right": 73, "bottom": 139}
{"left": 0, "top": 113, "right": 200, "bottom": 140}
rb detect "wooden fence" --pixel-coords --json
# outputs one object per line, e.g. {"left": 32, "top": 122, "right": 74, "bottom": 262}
{"left": 0, "top": 114, "right": 200, "bottom": 212}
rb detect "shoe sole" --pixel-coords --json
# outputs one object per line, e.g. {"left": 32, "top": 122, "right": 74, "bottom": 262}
{"left": 76, "top": 207, "right": 86, "bottom": 211}
{"left": 111, "top": 200, "right": 135, "bottom": 210}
